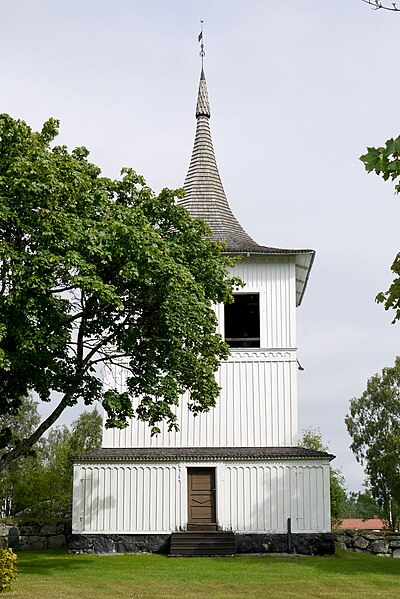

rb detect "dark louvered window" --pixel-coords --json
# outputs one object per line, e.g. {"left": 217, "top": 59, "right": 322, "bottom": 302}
{"left": 224, "top": 293, "right": 260, "bottom": 348}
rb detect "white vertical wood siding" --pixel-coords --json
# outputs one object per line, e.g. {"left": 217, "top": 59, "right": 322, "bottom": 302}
{"left": 103, "top": 354, "right": 297, "bottom": 448}
{"left": 219, "top": 461, "right": 331, "bottom": 533}
{"left": 72, "top": 460, "right": 330, "bottom": 534}
{"left": 102, "top": 255, "right": 298, "bottom": 449}
{"left": 73, "top": 462, "right": 183, "bottom": 534}
{"left": 225, "top": 256, "right": 297, "bottom": 350}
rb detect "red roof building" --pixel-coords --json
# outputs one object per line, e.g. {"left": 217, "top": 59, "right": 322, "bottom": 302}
{"left": 338, "top": 518, "right": 386, "bottom": 530}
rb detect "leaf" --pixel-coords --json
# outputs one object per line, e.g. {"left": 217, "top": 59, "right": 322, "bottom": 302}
{"left": 0, "top": 113, "right": 238, "bottom": 472}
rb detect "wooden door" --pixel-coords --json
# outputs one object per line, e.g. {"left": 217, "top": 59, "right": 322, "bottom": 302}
{"left": 187, "top": 468, "right": 216, "bottom": 528}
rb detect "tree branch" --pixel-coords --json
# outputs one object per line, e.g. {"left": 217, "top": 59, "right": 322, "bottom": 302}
{"left": 50, "top": 285, "right": 77, "bottom": 294}
{"left": 81, "top": 314, "right": 131, "bottom": 368}
{"left": 90, "top": 353, "right": 131, "bottom": 367}
{"left": 60, "top": 311, "right": 85, "bottom": 327}
{"left": 0, "top": 389, "right": 76, "bottom": 471}
{"left": 362, "top": 0, "right": 400, "bottom": 11}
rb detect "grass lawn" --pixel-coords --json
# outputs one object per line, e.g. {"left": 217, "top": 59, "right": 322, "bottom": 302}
{"left": 6, "top": 549, "right": 400, "bottom": 599}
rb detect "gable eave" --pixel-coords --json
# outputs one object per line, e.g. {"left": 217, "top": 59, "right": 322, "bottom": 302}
{"left": 223, "top": 247, "right": 315, "bottom": 306}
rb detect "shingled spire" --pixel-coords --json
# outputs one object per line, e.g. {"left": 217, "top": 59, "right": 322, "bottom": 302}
{"left": 181, "top": 68, "right": 261, "bottom": 252}
{"left": 180, "top": 67, "right": 315, "bottom": 305}
{"left": 196, "top": 68, "right": 210, "bottom": 117}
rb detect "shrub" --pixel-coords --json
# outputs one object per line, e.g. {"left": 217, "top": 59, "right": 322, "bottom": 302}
{"left": 0, "top": 549, "right": 17, "bottom": 593}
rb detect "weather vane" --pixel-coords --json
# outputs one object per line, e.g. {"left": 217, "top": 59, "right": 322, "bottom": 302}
{"left": 198, "top": 20, "right": 205, "bottom": 69}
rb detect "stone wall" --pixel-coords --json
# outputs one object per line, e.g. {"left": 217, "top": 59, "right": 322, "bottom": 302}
{"left": 69, "top": 534, "right": 171, "bottom": 554}
{"left": 335, "top": 530, "right": 400, "bottom": 557}
{"left": 68, "top": 532, "right": 335, "bottom": 555}
{"left": 5, "top": 524, "right": 398, "bottom": 557}
{"left": 0, "top": 521, "right": 71, "bottom": 551}
{"left": 236, "top": 532, "right": 335, "bottom": 555}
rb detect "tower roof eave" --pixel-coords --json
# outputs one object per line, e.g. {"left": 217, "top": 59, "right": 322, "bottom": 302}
{"left": 223, "top": 247, "right": 315, "bottom": 307}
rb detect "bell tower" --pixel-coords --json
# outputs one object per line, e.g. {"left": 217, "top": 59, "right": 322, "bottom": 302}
{"left": 72, "top": 50, "right": 333, "bottom": 554}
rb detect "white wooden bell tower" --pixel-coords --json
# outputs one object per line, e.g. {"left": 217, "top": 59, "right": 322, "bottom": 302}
{"left": 72, "top": 65, "right": 333, "bottom": 550}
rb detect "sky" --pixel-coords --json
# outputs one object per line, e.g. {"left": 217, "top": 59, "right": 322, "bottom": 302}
{"left": 2, "top": 0, "right": 400, "bottom": 491}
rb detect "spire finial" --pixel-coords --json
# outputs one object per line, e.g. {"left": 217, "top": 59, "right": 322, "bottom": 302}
{"left": 198, "top": 20, "right": 205, "bottom": 72}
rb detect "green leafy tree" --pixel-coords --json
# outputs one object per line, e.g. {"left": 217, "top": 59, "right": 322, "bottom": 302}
{"left": 0, "top": 396, "right": 40, "bottom": 456}
{"left": 361, "top": 138, "right": 400, "bottom": 322}
{"left": 299, "top": 428, "right": 346, "bottom": 526}
{"left": 68, "top": 409, "right": 102, "bottom": 454}
{"left": 344, "top": 490, "right": 382, "bottom": 520}
{"left": 0, "top": 114, "right": 237, "bottom": 472}
{"left": 16, "top": 411, "right": 102, "bottom": 518}
{"left": 0, "top": 396, "right": 40, "bottom": 517}
{"left": 2, "top": 408, "right": 102, "bottom": 518}
{"left": 10, "top": 425, "right": 72, "bottom": 517}
{"left": 345, "top": 357, "right": 400, "bottom": 530}
{"left": 35, "top": 410, "right": 103, "bottom": 517}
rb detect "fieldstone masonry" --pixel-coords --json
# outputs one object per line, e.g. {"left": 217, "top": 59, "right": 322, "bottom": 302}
{"left": 68, "top": 532, "right": 335, "bottom": 555}
{"left": 68, "top": 533, "right": 171, "bottom": 554}
{"left": 0, "top": 521, "right": 71, "bottom": 551}
{"left": 2, "top": 521, "right": 400, "bottom": 558}
{"left": 235, "top": 533, "right": 335, "bottom": 555}
{"left": 335, "top": 530, "right": 400, "bottom": 557}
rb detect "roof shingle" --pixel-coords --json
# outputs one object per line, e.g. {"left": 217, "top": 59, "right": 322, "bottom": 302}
{"left": 179, "top": 69, "right": 315, "bottom": 305}
{"left": 74, "top": 446, "right": 334, "bottom": 463}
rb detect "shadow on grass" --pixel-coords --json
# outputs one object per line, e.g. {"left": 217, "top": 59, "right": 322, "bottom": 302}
{"left": 17, "top": 549, "right": 97, "bottom": 577}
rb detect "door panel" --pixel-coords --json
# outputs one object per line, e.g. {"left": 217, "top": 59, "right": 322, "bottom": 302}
{"left": 187, "top": 468, "right": 216, "bottom": 525}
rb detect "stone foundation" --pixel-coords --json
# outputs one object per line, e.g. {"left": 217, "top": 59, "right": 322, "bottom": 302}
{"left": 0, "top": 523, "right": 348, "bottom": 557}
{"left": 335, "top": 530, "right": 400, "bottom": 557}
{"left": 235, "top": 533, "right": 335, "bottom": 555}
{"left": 68, "top": 532, "right": 335, "bottom": 555}
{"left": 68, "top": 533, "right": 171, "bottom": 554}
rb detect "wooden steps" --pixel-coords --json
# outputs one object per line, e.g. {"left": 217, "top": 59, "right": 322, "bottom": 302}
{"left": 186, "top": 523, "right": 218, "bottom": 532}
{"left": 170, "top": 531, "right": 236, "bottom": 556}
